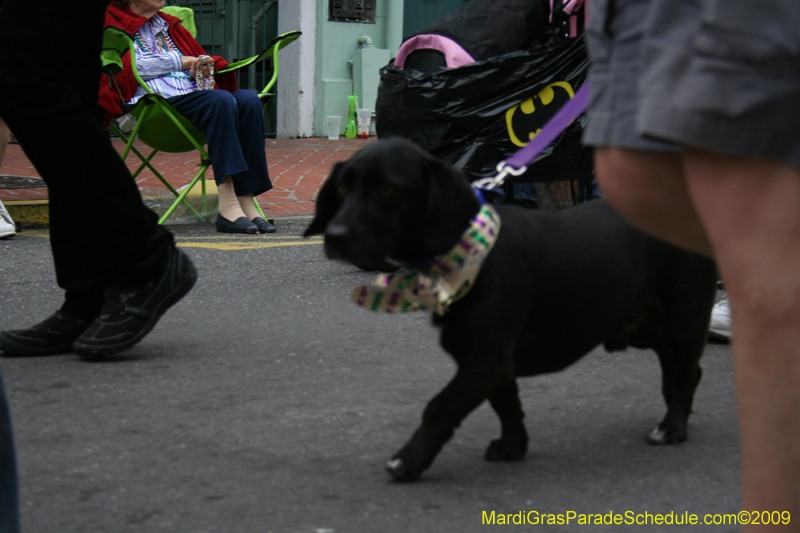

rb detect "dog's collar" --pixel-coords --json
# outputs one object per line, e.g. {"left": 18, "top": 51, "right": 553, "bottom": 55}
{"left": 352, "top": 204, "right": 501, "bottom": 315}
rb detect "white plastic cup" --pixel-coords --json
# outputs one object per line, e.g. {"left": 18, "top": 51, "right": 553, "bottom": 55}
{"left": 357, "top": 109, "right": 372, "bottom": 139}
{"left": 327, "top": 115, "right": 341, "bottom": 140}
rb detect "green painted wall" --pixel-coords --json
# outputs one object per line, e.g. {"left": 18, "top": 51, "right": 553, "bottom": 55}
{"left": 403, "top": 0, "right": 469, "bottom": 37}
{"left": 315, "top": 0, "right": 391, "bottom": 136}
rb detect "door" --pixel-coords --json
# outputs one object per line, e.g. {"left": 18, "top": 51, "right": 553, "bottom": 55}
{"left": 403, "top": 0, "right": 470, "bottom": 38}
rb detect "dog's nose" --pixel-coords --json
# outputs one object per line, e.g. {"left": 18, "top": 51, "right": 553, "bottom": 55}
{"left": 324, "top": 222, "right": 349, "bottom": 260}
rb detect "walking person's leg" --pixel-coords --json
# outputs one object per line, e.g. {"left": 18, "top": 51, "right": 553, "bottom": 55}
{"left": 594, "top": 149, "right": 711, "bottom": 256}
{"left": 684, "top": 151, "right": 800, "bottom": 520}
{"left": 0, "top": 0, "right": 195, "bottom": 358}
{"left": 0, "top": 370, "right": 20, "bottom": 533}
{"left": 586, "top": 0, "right": 800, "bottom": 525}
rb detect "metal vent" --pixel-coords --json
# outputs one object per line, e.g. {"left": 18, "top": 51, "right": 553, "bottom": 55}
{"left": 330, "top": 0, "right": 376, "bottom": 23}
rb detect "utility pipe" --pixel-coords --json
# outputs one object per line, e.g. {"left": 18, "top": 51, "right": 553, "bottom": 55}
{"left": 386, "top": 0, "right": 405, "bottom": 58}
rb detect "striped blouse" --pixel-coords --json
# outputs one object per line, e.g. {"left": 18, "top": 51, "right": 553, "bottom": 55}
{"left": 127, "top": 15, "right": 198, "bottom": 105}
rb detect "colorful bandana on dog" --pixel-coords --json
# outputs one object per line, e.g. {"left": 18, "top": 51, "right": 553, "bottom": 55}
{"left": 352, "top": 204, "right": 501, "bottom": 315}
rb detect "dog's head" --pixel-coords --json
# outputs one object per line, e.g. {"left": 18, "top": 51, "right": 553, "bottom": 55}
{"left": 304, "top": 138, "right": 481, "bottom": 268}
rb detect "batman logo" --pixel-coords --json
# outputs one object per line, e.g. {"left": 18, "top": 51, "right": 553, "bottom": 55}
{"left": 505, "top": 82, "right": 575, "bottom": 147}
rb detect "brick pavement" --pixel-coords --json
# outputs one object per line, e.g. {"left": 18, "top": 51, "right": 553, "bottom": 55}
{"left": 0, "top": 136, "right": 375, "bottom": 221}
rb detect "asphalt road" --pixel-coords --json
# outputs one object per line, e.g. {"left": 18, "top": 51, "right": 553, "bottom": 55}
{"left": 0, "top": 218, "right": 741, "bottom": 533}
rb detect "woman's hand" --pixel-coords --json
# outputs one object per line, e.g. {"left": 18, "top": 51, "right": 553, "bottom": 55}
{"left": 182, "top": 56, "right": 197, "bottom": 78}
{"left": 182, "top": 56, "right": 212, "bottom": 80}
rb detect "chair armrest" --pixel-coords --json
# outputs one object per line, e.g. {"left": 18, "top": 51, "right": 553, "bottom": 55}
{"left": 102, "top": 26, "right": 132, "bottom": 76}
{"left": 216, "top": 30, "right": 301, "bottom": 74}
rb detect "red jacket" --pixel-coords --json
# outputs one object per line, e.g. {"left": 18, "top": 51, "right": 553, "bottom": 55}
{"left": 98, "top": 4, "right": 237, "bottom": 123}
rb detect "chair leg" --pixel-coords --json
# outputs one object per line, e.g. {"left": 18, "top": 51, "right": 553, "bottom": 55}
{"left": 254, "top": 197, "right": 269, "bottom": 221}
{"left": 129, "top": 146, "right": 159, "bottom": 181}
{"left": 201, "top": 173, "right": 208, "bottom": 215}
{"left": 109, "top": 100, "right": 218, "bottom": 225}
{"left": 110, "top": 122, "right": 158, "bottom": 181}
{"left": 157, "top": 166, "right": 209, "bottom": 224}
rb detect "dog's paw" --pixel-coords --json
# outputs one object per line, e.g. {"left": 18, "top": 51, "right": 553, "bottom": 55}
{"left": 385, "top": 457, "right": 423, "bottom": 482}
{"left": 484, "top": 437, "right": 528, "bottom": 462}
{"left": 646, "top": 425, "right": 688, "bottom": 445}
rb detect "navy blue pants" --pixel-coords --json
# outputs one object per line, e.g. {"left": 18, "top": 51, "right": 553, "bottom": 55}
{"left": 168, "top": 89, "right": 273, "bottom": 197}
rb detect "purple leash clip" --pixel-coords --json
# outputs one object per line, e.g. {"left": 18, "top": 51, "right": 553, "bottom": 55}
{"left": 472, "top": 82, "right": 590, "bottom": 193}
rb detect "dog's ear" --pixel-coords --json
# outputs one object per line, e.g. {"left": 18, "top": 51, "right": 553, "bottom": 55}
{"left": 418, "top": 155, "right": 480, "bottom": 255}
{"left": 304, "top": 162, "right": 345, "bottom": 237}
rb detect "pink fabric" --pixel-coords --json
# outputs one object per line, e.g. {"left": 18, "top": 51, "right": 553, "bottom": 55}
{"left": 562, "top": 0, "right": 585, "bottom": 16}
{"left": 394, "top": 34, "right": 476, "bottom": 69}
{"left": 549, "top": 0, "right": 585, "bottom": 38}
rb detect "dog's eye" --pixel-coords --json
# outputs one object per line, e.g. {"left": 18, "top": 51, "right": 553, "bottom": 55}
{"left": 377, "top": 184, "right": 394, "bottom": 198}
{"left": 337, "top": 184, "right": 348, "bottom": 196}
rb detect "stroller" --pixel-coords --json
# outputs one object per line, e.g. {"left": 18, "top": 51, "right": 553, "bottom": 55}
{"left": 376, "top": 0, "right": 594, "bottom": 209}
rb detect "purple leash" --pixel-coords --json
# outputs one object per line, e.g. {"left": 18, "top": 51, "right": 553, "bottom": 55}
{"left": 472, "top": 82, "right": 590, "bottom": 193}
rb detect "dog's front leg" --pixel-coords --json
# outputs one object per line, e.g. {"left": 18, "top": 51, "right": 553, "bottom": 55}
{"left": 484, "top": 377, "right": 528, "bottom": 461}
{"left": 386, "top": 365, "right": 504, "bottom": 481}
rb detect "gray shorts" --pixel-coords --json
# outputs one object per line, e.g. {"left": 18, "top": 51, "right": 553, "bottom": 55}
{"left": 583, "top": 0, "right": 800, "bottom": 168}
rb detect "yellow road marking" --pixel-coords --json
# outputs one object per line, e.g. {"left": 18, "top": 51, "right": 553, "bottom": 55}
{"left": 174, "top": 235, "right": 318, "bottom": 240}
{"left": 177, "top": 239, "right": 322, "bottom": 251}
{"left": 16, "top": 231, "right": 50, "bottom": 238}
{"left": 16, "top": 230, "right": 323, "bottom": 251}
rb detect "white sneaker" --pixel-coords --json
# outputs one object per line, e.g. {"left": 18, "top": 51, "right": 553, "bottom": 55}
{"left": 708, "top": 292, "right": 731, "bottom": 343}
{"left": 0, "top": 200, "right": 15, "bottom": 240}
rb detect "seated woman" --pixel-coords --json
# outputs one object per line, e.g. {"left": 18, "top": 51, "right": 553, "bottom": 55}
{"left": 99, "top": 0, "right": 274, "bottom": 234}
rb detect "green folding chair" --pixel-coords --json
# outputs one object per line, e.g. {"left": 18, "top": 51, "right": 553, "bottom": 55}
{"left": 102, "top": 7, "right": 301, "bottom": 224}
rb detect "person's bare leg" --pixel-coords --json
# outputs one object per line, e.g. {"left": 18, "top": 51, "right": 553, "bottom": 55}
{"left": 685, "top": 150, "right": 800, "bottom": 527}
{"left": 595, "top": 147, "right": 712, "bottom": 257}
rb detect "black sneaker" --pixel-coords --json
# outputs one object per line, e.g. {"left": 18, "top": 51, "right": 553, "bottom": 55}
{"left": 0, "top": 311, "right": 90, "bottom": 356}
{"left": 72, "top": 247, "right": 197, "bottom": 359}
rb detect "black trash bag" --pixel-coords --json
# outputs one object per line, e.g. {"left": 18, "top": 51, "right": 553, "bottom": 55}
{"left": 376, "top": 4, "right": 592, "bottom": 185}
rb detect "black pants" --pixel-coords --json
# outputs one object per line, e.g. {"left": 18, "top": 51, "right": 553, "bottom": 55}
{"left": 0, "top": 0, "right": 174, "bottom": 319}
{"left": 0, "top": 370, "right": 18, "bottom": 533}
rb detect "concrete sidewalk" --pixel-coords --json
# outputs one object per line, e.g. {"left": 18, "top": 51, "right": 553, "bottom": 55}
{"left": 0, "top": 136, "right": 375, "bottom": 227}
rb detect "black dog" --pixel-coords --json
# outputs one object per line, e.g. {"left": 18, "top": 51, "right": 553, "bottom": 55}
{"left": 304, "top": 138, "right": 717, "bottom": 481}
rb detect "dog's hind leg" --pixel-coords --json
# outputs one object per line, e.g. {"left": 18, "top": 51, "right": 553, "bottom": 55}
{"left": 647, "top": 255, "right": 716, "bottom": 445}
{"left": 386, "top": 364, "right": 505, "bottom": 481}
{"left": 484, "top": 377, "right": 529, "bottom": 461}
{"left": 648, "top": 343, "right": 704, "bottom": 445}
